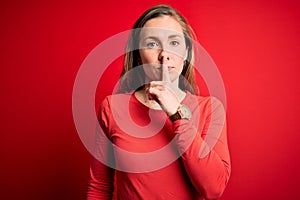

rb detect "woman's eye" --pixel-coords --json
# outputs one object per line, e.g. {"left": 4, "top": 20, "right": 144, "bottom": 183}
{"left": 170, "top": 41, "right": 180, "bottom": 46}
{"left": 146, "top": 42, "right": 159, "bottom": 48}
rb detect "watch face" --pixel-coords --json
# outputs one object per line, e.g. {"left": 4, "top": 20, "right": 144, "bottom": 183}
{"left": 180, "top": 104, "right": 192, "bottom": 119}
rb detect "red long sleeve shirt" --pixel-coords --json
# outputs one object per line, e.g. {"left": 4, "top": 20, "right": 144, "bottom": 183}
{"left": 87, "top": 91, "right": 231, "bottom": 200}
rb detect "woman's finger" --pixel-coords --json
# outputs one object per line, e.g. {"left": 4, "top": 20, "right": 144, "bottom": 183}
{"left": 149, "top": 81, "right": 166, "bottom": 88}
{"left": 162, "top": 56, "right": 171, "bottom": 83}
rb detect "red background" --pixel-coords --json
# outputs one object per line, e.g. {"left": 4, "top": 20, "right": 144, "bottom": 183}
{"left": 1, "top": 0, "right": 300, "bottom": 199}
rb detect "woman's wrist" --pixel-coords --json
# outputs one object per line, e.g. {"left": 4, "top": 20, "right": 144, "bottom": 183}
{"left": 169, "top": 104, "right": 192, "bottom": 121}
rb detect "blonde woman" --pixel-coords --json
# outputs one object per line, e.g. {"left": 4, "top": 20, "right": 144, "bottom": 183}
{"left": 87, "top": 4, "right": 231, "bottom": 200}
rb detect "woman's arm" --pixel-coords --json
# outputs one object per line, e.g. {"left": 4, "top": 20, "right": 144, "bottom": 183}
{"left": 87, "top": 97, "right": 115, "bottom": 200}
{"left": 174, "top": 97, "right": 231, "bottom": 200}
{"left": 87, "top": 158, "right": 115, "bottom": 200}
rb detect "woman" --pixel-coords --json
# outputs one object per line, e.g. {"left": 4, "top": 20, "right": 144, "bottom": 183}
{"left": 87, "top": 4, "right": 230, "bottom": 200}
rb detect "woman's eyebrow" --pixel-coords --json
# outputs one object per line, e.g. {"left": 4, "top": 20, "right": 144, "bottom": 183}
{"left": 142, "top": 36, "right": 159, "bottom": 40}
{"left": 168, "top": 34, "right": 184, "bottom": 39}
{"left": 142, "top": 35, "right": 183, "bottom": 40}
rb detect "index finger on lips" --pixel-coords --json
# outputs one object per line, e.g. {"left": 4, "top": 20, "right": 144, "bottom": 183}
{"left": 162, "top": 56, "right": 171, "bottom": 83}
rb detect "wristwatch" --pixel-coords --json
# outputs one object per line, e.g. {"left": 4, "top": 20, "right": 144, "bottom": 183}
{"left": 169, "top": 104, "right": 192, "bottom": 122}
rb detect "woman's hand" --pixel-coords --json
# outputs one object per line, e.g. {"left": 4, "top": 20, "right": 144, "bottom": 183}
{"left": 146, "top": 56, "right": 181, "bottom": 116}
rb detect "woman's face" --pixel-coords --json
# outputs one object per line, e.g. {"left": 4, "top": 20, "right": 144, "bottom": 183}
{"left": 139, "top": 15, "right": 187, "bottom": 82}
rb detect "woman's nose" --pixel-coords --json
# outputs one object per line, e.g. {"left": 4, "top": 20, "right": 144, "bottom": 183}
{"left": 158, "top": 49, "right": 170, "bottom": 62}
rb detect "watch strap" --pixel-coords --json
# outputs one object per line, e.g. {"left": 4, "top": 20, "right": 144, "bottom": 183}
{"left": 169, "top": 105, "right": 183, "bottom": 122}
{"left": 169, "top": 108, "right": 182, "bottom": 121}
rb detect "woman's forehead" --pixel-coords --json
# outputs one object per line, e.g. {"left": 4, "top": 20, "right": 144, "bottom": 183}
{"left": 142, "top": 15, "right": 183, "bottom": 34}
{"left": 140, "top": 27, "right": 184, "bottom": 40}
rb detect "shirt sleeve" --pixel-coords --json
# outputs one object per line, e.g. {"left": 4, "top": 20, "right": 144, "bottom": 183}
{"left": 87, "top": 97, "right": 115, "bottom": 200}
{"left": 173, "top": 97, "right": 231, "bottom": 200}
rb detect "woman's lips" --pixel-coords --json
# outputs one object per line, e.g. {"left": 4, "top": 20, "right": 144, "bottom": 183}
{"left": 155, "top": 65, "right": 175, "bottom": 70}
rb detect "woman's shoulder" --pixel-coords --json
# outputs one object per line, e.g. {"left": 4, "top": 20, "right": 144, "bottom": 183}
{"left": 102, "top": 93, "right": 132, "bottom": 101}
{"left": 100, "top": 93, "right": 133, "bottom": 109}
{"left": 185, "top": 91, "right": 225, "bottom": 110}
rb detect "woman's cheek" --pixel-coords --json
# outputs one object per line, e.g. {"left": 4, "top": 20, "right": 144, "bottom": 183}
{"left": 140, "top": 49, "right": 158, "bottom": 64}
